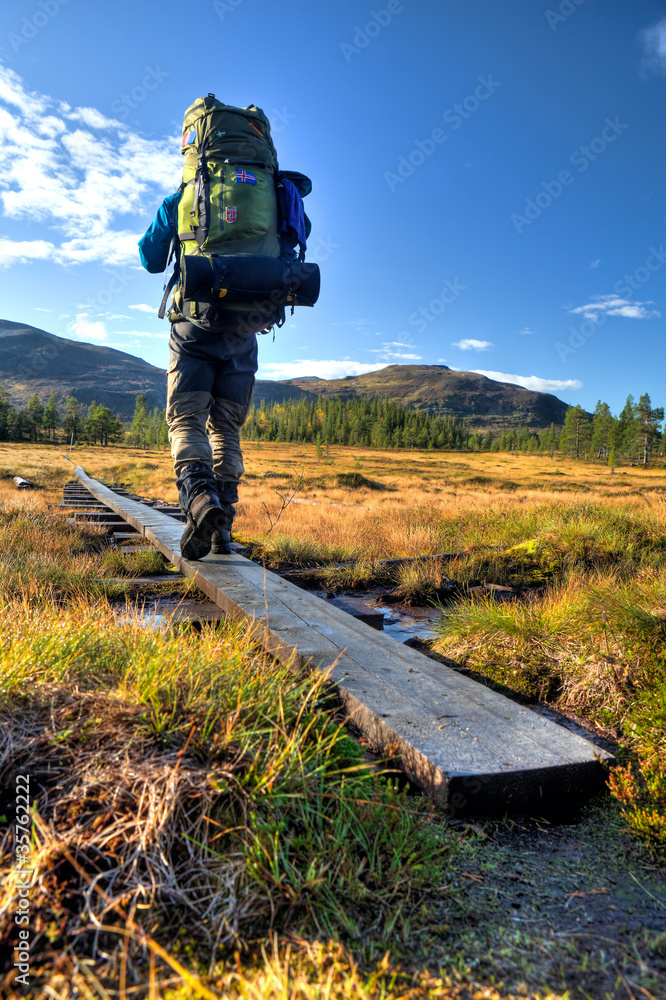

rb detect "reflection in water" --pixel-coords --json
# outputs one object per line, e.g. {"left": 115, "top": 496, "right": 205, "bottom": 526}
{"left": 367, "top": 601, "right": 444, "bottom": 643}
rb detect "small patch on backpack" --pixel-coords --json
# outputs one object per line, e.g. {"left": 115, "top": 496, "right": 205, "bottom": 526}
{"left": 224, "top": 207, "right": 238, "bottom": 223}
{"left": 182, "top": 129, "right": 196, "bottom": 148}
{"left": 215, "top": 130, "right": 227, "bottom": 139}
{"left": 234, "top": 169, "right": 256, "bottom": 184}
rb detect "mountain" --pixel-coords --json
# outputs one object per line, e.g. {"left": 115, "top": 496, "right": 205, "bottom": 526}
{"left": 280, "top": 365, "right": 570, "bottom": 430}
{"left": 0, "top": 320, "right": 314, "bottom": 419}
{"left": 0, "top": 322, "right": 570, "bottom": 429}
{"left": 0, "top": 319, "right": 167, "bottom": 419}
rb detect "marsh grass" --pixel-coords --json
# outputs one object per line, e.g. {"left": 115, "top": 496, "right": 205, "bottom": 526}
{"left": 0, "top": 600, "right": 455, "bottom": 994}
{"left": 101, "top": 547, "right": 169, "bottom": 577}
{"left": 0, "top": 498, "right": 461, "bottom": 998}
{"left": 431, "top": 561, "right": 666, "bottom": 850}
{"left": 2, "top": 443, "right": 666, "bottom": 996}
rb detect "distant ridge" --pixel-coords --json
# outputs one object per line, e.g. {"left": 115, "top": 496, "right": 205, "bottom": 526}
{"left": 0, "top": 320, "right": 316, "bottom": 419}
{"left": 0, "top": 319, "right": 167, "bottom": 418}
{"left": 279, "top": 365, "right": 570, "bottom": 430}
{"left": 0, "top": 321, "right": 570, "bottom": 429}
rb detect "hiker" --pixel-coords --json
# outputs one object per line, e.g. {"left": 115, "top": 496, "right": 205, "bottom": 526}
{"left": 138, "top": 95, "right": 319, "bottom": 561}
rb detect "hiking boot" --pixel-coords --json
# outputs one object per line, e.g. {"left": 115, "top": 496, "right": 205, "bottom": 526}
{"left": 210, "top": 479, "right": 238, "bottom": 556}
{"left": 210, "top": 524, "right": 233, "bottom": 555}
{"left": 180, "top": 492, "right": 224, "bottom": 561}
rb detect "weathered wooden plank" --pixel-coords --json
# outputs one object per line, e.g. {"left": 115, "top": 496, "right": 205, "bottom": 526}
{"left": 74, "top": 466, "right": 613, "bottom": 816}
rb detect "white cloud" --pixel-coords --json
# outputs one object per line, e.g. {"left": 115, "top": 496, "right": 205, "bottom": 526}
{"left": 568, "top": 295, "right": 660, "bottom": 321}
{"left": 129, "top": 303, "right": 157, "bottom": 314}
{"left": 70, "top": 313, "right": 108, "bottom": 341}
{"left": 437, "top": 358, "right": 448, "bottom": 363}
{"left": 0, "top": 64, "right": 181, "bottom": 269}
{"left": 368, "top": 340, "right": 422, "bottom": 361}
{"left": 66, "top": 107, "right": 123, "bottom": 130}
{"left": 370, "top": 342, "right": 422, "bottom": 360}
{"left": 34, "top": 307, "right": 51, "bottom": 312}
{"left": 518, "top": 327, "right": 534, "bottom": 335}
{"left": 588, "top": 259, "right": 601, "bottom": 269}
{"left": 258, "top": 360, "right": 389, "bottom": 381}
{"left": 639, "top": 18, "right": 666, "bottom": 77}
{"left": 452, "top": 338, "right": 494, "bottom": 351}
{"left": 0, "top": 238, "right": 56, "bottom": 266}
{"left": 472, "top": 370, "right": 583, "bottom": 393}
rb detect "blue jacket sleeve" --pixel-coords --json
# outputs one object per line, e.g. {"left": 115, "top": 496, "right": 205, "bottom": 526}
{"left": 138, "top": 192, "right": 180, "bottom": 273}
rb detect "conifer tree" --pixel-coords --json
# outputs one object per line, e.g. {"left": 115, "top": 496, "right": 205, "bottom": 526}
{"left": 560, "top": 405, "right": 591, "bottom": 459}
{"left": 43, "top": 394, "right": 60, "bottom": 442}
{"left": 24, "top": 394, "right": 44, "bottom": 441}
{"left": 0, "top": 385, "right": 15, "bottom": 442}
{"left": 636, "top": 393, "right": 664, "bottom": 465}
{"left": 590, "top": 401, "right": 613, "bottom": 460}
{"left": 63, "top": 397, "right": 83, "bottom": 445}
{"left": 131, "top": 395, "right": 148, "bottom": 448}
{"left": 616, "top": 395, "right": 638, "bottom": 459}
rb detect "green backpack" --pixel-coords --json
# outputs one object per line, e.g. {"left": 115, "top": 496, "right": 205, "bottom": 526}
{"left": 162, "top": 94, "right": 320, "bottom": 336}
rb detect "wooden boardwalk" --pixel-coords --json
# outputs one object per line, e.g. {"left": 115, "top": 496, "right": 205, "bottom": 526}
{"left": 75, "top": 466, "right": 613, "bottom": 816}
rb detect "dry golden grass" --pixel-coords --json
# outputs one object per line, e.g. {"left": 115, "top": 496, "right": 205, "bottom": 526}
{"left": 2, "top": 441, "right": 664, "bottom": 565}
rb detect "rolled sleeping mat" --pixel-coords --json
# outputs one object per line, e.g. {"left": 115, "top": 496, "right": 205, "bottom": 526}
{"left": 181, "top": 254, "right": 321, "bottom": 308}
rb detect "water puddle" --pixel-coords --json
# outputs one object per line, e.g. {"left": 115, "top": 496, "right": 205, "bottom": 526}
{"left": 369, "top": 601, "right": 444, "bottom": 643}
{"left": 111, "top": 598, "right": 224, "bottom": 630}
{"left": 312, "top": 590, "right": 444, "bottom": 644}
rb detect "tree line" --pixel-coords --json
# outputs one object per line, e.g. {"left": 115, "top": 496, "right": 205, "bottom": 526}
{"left": 0, "top": 389, "right": 167, "bottom": 449}
{"left": 1, "top": 386, "right": 663, "bottom": 465}
{"left": 240, "top": 393, "right": 664, "bottom": 464}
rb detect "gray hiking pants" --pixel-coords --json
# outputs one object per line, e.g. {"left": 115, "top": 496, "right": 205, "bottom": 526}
{"left": 166, "top": 320, "right": 257, "bottom": 484}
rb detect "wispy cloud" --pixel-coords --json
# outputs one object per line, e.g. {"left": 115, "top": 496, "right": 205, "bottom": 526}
{"left": 518, "top": 327, "right": 534, "bottom": 335}
{"left": 472, "top": 370, "right": 583, "bottom": 393}
{"left": 370, "top": 340, "right": 422, "bottom": 361}
{"left": 588, "top": 259, "right": 601, "bottom": 269}
{"left": 568, "top": 295, "right": 660, "bottom": 320}
{"left": 0, "top": 64, "right": 181, "bottom": 269}
{"left": 129, "top": 303, "right": 157, "bottom": 314}
{"left": 258, "top": 360, "right": 388, "bottom": 381}
{"left": 639, "top": 18, "right": 666, "bottom": 78}
{"left": 452, "top": 338, "right": 494, "bottom": 351}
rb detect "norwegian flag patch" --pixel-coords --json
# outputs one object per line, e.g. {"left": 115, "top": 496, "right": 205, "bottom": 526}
{"left": 224, "top": 206, "right": 238, "bottom": 223}
{"left": 234, "top": 169, "right": 256, "bottom": 184}
{"left": 181, "top": 128, "right": 196, "bottom": 148}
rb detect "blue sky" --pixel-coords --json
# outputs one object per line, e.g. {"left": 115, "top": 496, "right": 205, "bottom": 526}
{"left": 0, "top": 0, "right": 664, "bottom": 414}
